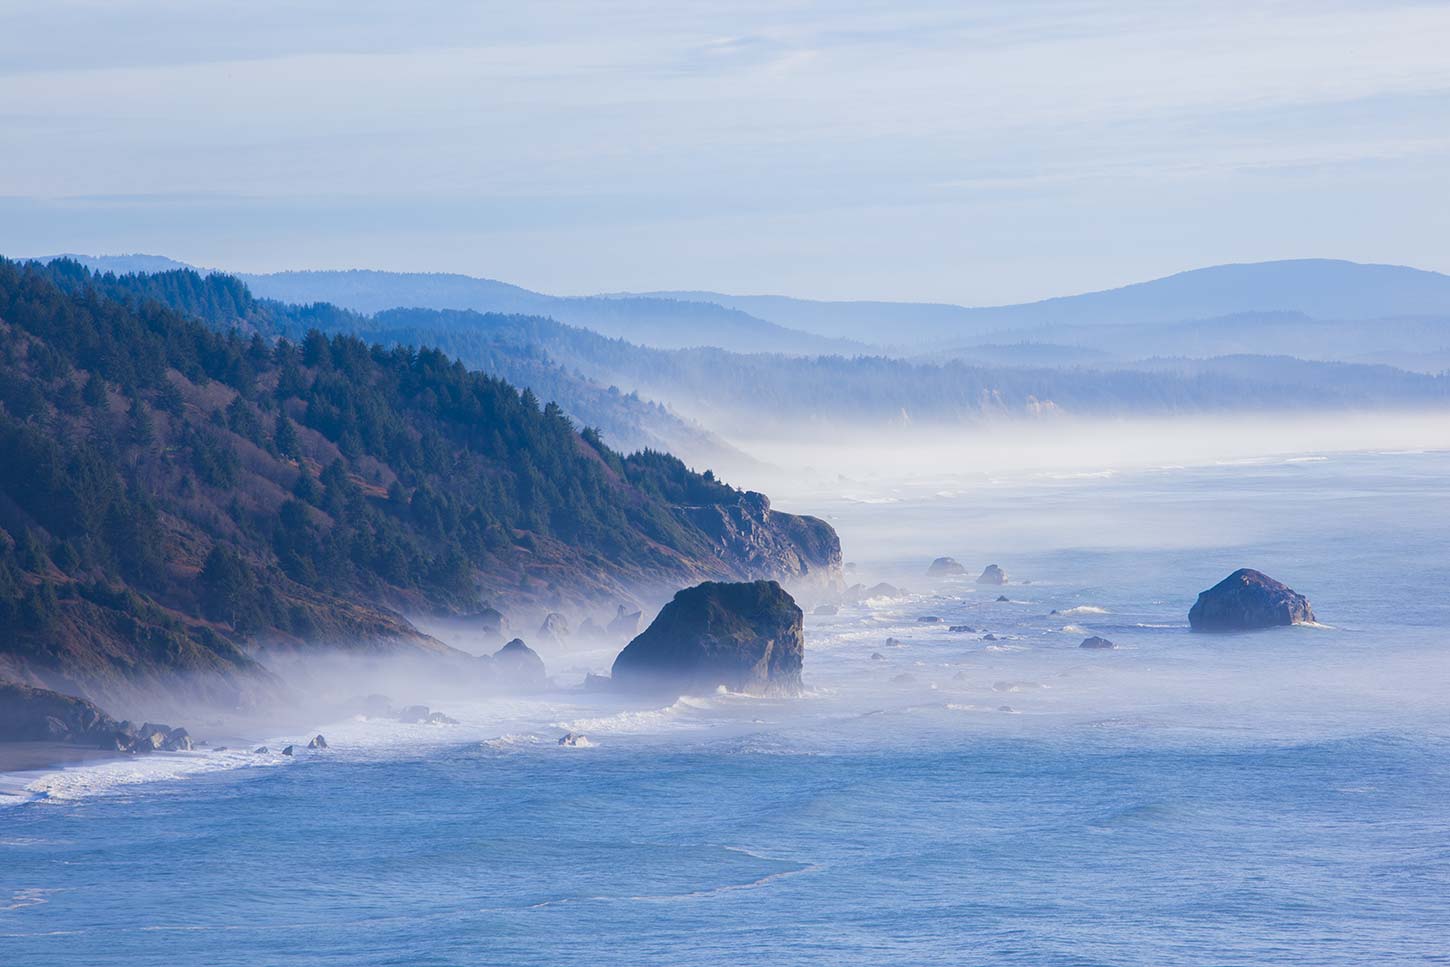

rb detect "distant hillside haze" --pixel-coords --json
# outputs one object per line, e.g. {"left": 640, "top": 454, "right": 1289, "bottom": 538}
{"left": 238, "top": 269, "right": 858, "bottom": 356}
{"left": 636, "top": 259, "right": 1450, "bottom": 343}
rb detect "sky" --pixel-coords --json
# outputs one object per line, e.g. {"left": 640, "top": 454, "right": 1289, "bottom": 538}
{"left": 1, "top": 0, "right": 1448, "bottom": 304}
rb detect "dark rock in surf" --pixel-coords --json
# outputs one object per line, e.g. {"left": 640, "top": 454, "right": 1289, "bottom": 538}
{"left": 870, "top": 652, "right": 886, "bottom": 660}
{"left": 492, "top": 638, "right": 547, "bottom": 689}
{"left": 918, "top": 615, "right": 942, "bottom": 624}
{"left": 977, "top": 564, "right": 1008, "bottom": 585}
{"left": 611, "top": 580, "right": 804, "bottom": 696}
{"left": 1188, "top": 569, "right": 1315, "bottom": 632}
{"left": 557, "top": 732, "right": 588, "bottom": 747}
{"left": 927, "top": 557, "right": 966, "bottom": 576}
{"left": 885, "top": 637, "right": 904, "bottom": 648}
{"left": 1079, "top": 636, "right": 1116, "bottom": 650}
{"left": 982, "top": 633, "right": 998, "bottom": 641}
{"left": 996, "top": 595, "right": 1010, "bottom": 602}
{"left": 161, "top": 728, "right": 193, "bottom": 751}
{"left": 307, "top": 734, "right": 328, "bottom": 749}
{"left": 281, "top": 745, "right": 295, "bottom": 756}
{"left": 254, "top": 746, "right": 269, "bottom": 754}
{"left": 949, "top": 625, "right": 976, "bottom": 633}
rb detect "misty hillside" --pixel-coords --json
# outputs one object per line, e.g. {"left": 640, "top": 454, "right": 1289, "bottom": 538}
{"left": 640, "top": 260, "right": 1450, "bottom": 344}
{"left": 239, "top": 269, "right": 858, "bottom": 356}
{"left": 0, "top": 258, "right": 838, "bottom": 708}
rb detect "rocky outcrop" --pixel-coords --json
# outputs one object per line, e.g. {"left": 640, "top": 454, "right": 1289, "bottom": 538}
{"left": 927, "top": 557, "right": 966, "bottom": 576}
{"left": 611, "top": 580, "right": 804, "bottom": 696}
{"left": 492, "top": 638, "right": 547, "bottom": 689}
{"left": 1079, "top": 636, "right": 1115, "bottom": 650}
{"left": 1188, "top": 569, "right": 1315, "bottom": 632}
{"left": 607, "top": 606, "right": 642, "bottom": 638}
{"left": 308, "top": 734, "right": 328, "bottom": 749}
{"left": 539, "top": 613, "right": 570, "bottom": 641}
{"left": 977, "top": 564, "right": 1008, "bottom": 585}
{"left": 0, "top": 680, "right": 198, "bottom": 753}
{"left": 682, "top": 491, "right": 842, "bottom": 587}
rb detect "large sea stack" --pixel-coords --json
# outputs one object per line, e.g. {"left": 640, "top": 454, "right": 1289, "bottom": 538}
{"left": 610, "top": 581, "right": 804, "bottom": 696}
{"left": 1188, "top": 569, "right": 1315, "bottom": 631}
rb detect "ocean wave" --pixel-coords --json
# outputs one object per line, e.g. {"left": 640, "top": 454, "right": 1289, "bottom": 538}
{"left": 17, "top": 747, "right": 285, "bottom": 802}
{"left": 1059, "top": 605, "right": 1109, "bottom": 615}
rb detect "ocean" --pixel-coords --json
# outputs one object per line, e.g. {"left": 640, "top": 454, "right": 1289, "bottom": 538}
{"left": 4, "top": 447, "right": 1449, "bottom": 965}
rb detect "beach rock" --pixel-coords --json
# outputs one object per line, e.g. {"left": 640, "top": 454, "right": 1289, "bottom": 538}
{"left": 927, "top": 557, "right": 966, "bottom": 576}
{"left": 813, "top": 604, "right": 839, "bottom": 616}
{"left": 492, "top": 638, "right": 547, "bottom": 689}
{"left": 281, "top": 745, "right": 295, "bottom": 756}
{"left": 161, "top": 728, "right": 193, "bottom": 751}
{"left": 557, "top": 732, "right": 588, "bottom": 747}
{"left": 0, "top": 681, "right": 123, "bottom": 746}
{"left": 607, "top": 605, "right": 642, "bottom": 638}
{"left": 1079, "top": 636, "right": 1116, "bottom": 650}
{"left": 949, "top": 625, "right": 976, "bottom": 633}
{"left": 977, "top": 564, "right": 1008, "bottom": 585}
{"left": 1188, "top": 569, "right": 1315, "bottom": 632}
{"left": 611, "top": 580, "right": 804, "bottom": 696}
{"left": 307, "top": 734, "right": 328, "bottom": 749}
{"left": 918, "top": 615, "right": 942, "bottom": 624}
{"left": 539, "top": 612, "right": 570, "bottom": 640}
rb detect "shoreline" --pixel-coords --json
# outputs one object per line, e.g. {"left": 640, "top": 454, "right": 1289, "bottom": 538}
{"left": 0, "top": 742, "right": 131, "bottom": 800}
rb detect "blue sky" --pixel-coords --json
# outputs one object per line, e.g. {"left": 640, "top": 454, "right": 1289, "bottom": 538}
{"left": 2, "top": 0, "right": 1447, "bottom": 303}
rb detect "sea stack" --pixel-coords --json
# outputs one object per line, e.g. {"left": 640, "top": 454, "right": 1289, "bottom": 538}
{"left": 927, "top": 557, "right": 966, "bottom": 576}
{"left": 977, "top": 564, "right": 1008, "bottom": 585}
{"left": 610, "top": 580, "right": 804, "bottom": 696}
{"left": 492, "top": 638, "right": 548, "bottom": 688}
{"left": 1188, "top": 569, "right": 1315, "bottom": 632}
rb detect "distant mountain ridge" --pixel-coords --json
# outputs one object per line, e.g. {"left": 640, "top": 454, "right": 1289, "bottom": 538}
{"left": 634, "top": 259, "right": 1450, "bottom": 343}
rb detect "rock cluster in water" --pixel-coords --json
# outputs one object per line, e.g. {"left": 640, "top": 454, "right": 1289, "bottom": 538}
{"left": 611, "top": 580, "right": 804, "bottom": 696}
{"left": 1188, "top": 569, "right": 1315, "bottom": 631}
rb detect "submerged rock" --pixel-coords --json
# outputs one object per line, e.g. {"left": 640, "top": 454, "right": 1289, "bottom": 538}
{"left": 927, "top": 557, "right": 966, "bottom": 576}
{"left": 885, "top": 637, "right": 904, "bottom": 648}
{"left": 1079, "top": 636, "right": 1116, "bottom": 650}
{"left": 1188, "top": 569, "right": 1315, "bottom": 632}
{"left": 611, "top": 580, "right": 804, "bottom": 696}
{"left": 307, "top": 734, "right": 328, "bottom": 749}
{"left": 492, "top": 638, "right": 548, "bottom": 689}
{"left": 977, "top": 564, "right": 1008, "bottom": 585}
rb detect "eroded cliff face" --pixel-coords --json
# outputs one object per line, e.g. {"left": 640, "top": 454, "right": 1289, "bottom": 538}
{"left": 681, "top": 491, "right": 842, "bottom": 590}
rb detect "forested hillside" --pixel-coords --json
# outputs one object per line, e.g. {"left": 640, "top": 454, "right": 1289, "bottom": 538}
{"left": 0, "top": 259, "right": 838, "bottom": 707}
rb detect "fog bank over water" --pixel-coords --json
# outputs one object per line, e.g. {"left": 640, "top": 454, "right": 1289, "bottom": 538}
{"left": 731, "top": 409, "right": 1450, "bottom": 502}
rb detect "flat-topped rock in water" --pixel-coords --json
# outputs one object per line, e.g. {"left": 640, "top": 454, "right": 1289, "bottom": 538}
{"left": 492, "top": 638, "right": 547, "bottom": 688}
{"left": 977, "top": 564, "right": 1008, "bottom": 585}
{"left": 927, "top": 557, "right": 966, "bottom": 576}
{"left": 1079, "top": 636, "right": 1116, "bottom": 650}
{"left": 611, "top": 580, "right": 804, "bottom": 696}
{"left": 1188, "top": 569, "right": 1315, "bottom": 632}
